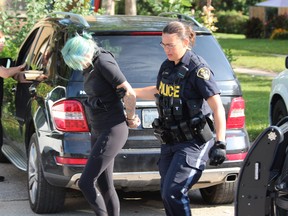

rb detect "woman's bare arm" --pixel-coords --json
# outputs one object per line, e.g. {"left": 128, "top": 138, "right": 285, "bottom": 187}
{"left": 117, "top": 81, "right": 136, "bottom": 120}
{"left": 0, "top": 63, "right": 26, "bottom": 79}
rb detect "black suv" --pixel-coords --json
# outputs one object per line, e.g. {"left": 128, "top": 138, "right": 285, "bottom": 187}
{"left": 0, "top": 12, "right": 250, "bottom": 213}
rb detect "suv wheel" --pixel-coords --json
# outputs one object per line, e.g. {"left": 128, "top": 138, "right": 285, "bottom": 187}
{"left": 28, "top": 133, "right": 66, "bottom": 213}
{"left": 200, "top": 182, "right": 235, "bottom": 204}
{"left": 272, "top": 99, "right": 288, "bottom": 125}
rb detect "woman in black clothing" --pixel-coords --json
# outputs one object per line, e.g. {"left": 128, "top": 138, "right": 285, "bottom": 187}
{"left": 61, "top": 33, "right": 140, "bottom": 216}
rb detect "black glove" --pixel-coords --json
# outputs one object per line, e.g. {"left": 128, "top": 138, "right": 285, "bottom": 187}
{"left": 208, "top": 140, "right": 226, "bottom": 166}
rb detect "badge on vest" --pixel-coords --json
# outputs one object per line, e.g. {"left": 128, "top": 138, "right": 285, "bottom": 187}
{"left": 197, "top": 67, "right": 210, "bottom": 80}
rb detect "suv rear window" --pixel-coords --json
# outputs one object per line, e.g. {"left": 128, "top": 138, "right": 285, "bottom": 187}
{"left": 194, "top": 36, "right": 235, "bottom": 81}
{"left": 93, "top": 35, "right": 235, "bottom": 83}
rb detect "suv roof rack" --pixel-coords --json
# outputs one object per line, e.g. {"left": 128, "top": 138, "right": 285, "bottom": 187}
{"left": 158, "top": 12, "right": 203, "bottom": 28}
{"left": 50, "top": 12, "right": 90, "bottom": 28}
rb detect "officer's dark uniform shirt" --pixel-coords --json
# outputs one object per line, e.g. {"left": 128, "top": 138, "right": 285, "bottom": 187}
{"left": 82, "top": 49, "right": 126, "bottom": 130}
{"left": 156, "top": 50, "right": 220, "bottom": 120}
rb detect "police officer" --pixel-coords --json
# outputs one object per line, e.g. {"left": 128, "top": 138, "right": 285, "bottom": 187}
{"left": 134, "top": 21, "right": 226, "bottom": 216}
{"left": 61, "top": 33, "right": 140, "bottom": 216}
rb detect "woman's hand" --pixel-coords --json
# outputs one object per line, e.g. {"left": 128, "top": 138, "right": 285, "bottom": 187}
{"left": 126, "top": 115, "right": 141, "bottom": 128}
{"left": 17, "top": 63, "right": 26, "bottom": 71}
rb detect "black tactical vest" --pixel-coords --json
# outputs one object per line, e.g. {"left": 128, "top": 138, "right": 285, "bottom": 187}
{"left": 157, "top": 63, "right": 203, "bottom": 129}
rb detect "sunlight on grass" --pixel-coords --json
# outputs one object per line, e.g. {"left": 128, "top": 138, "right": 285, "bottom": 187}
{"left": 214, "top": 33, "right": 245, "bottom": 39}
{"left": 233, "top": 55, "right": 286, "bottom": 73}
{"left": 215, "top": 33, "right": 287, "bottom": 73}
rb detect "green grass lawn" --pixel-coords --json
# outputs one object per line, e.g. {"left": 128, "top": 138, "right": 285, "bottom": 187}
{"left": 214, "top": 33, "right": 287, "bottom": 142}
{"left": 236, "top": 73, "right": 274, "bottom": 142}
{"left": 215, "top": 33, "right": 287, "bottom": 73}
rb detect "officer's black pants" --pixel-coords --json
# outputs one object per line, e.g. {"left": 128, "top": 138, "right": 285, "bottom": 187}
{"left": 78, "top": 121, "right": 128, "bottom": 216}
{"left": 158, "top": 140, "right": 209, "bottom": 216}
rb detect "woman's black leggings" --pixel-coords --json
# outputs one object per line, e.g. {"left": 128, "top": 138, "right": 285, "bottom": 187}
{"left": 78, "top": 121, "right": 128, "bottom": 216}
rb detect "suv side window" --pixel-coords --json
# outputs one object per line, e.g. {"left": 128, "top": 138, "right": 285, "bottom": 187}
{"left": 16, "top": 28, "right": 39, "bottom": 67}
{"left": 34, "top": 37, "right": 52, "bottom": 73}
{"left": 26, "top": 26, "right": 55, "bottom": 80}
{"left": 54, "top": 32, "right": 73, "bottom": 83}
{"left": 13, "top": 28, "right": 41, "bottom": 121}
{"left": 14, "top": 27, "right": 56, "bottom": 120}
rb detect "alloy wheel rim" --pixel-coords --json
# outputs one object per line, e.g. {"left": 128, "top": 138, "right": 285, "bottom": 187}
{"left": 28, "top": 142, "right": 38, "bottom": 204}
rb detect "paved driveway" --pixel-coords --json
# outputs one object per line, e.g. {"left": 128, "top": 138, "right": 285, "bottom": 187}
{"left": 0, "top": 163, "right": 234, "bottom": 216}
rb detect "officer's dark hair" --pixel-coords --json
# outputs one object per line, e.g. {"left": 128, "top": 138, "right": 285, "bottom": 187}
{"left": 162, "top": 21, "right": 196, "bottom": 48}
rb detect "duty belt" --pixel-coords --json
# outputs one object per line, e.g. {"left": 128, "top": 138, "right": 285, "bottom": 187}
{"left": 153, "top": 113, "right": 214, "bottom": 144}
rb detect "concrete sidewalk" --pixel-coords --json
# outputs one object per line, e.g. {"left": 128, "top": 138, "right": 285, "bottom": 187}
{"left": 234, "top": 67, "right": 278, "bottom": 77}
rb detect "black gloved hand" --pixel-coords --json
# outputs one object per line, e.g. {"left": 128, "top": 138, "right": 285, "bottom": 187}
{"left": 208, "top": 140, "right": 226, "bottom": 166}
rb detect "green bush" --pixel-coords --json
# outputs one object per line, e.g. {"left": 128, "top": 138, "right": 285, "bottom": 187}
{"left": 0, "top": 0, "right": 93, "bottom": 60}
{"left": 266, "top": 15, "right": 288, "bottom": 30}
{"left": 265, "top": 15, "right": 288, "bottom": 38}
{"left": 0, "top": 46, "right": 13, "bottom": 58}
{"left": 244, "top": 17, "right": 264, "bottom": 38}
{"left": 216, "top": 10, "right": 248, "bottom": 34}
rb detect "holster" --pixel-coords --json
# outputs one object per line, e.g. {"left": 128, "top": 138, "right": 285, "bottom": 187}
{"left": 153, "top": 118, "right": 183, "bottom": 144}
{"left": 189, "top": 113, "right": 213, "bottom": 143}
{"left": 154, "top": 128, "right": 174, "bottom": 144}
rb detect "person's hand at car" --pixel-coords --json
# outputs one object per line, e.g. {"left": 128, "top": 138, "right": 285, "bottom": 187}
{"left": 18, "top": 63, "right": 26, "bottom": 71}
{"left": 0, "top": 31, "right": 26, "bottom": 79}
{"left": 0, "top": 61, "right": 26, "bottom": 79}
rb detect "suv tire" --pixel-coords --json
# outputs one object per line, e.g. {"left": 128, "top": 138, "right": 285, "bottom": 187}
{"left": 28, "top": 133, "right": 66, "bottom": 213}
{"left": 272, "top": 99, "right": 288, "bottom": 125}
{"left": 200, "top": 182, "right": 235, "bottom": 204}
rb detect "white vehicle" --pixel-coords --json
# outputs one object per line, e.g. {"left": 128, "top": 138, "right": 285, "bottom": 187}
{"left": 269, "top": 56, "right": 288, "bottom": 125}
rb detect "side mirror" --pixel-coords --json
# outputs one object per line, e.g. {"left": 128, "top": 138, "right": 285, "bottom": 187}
{"left": 0, "top": 57, "right": 13, "bottom": 68}
{"left": 286, "top": 56, "right": 288, "bottom": 69}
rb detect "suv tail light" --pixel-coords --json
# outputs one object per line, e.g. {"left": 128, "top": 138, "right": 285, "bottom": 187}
{"left": 51, "top": 100, "right": 89, "bottom": 132}
{"left": 226, "top": 97, "right": 245, "bottom": 129}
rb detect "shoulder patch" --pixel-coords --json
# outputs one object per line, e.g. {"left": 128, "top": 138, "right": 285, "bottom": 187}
{"left": 197, "top": 67, "right": 211, "bottom": 80}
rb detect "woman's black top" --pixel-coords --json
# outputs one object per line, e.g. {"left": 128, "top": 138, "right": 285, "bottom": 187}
{"left": 82, "top": 49, "right": 127, "bottom": 130}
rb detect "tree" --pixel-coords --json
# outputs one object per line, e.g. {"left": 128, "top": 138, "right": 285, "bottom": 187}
{"left": 0, "top": 0, "right": 93, "bottom": 59}
{"left": 201, "top": 0, "right": 218, "bottom": 32}
{"left": 101, "top": 0, "right": 115, "bottom": 15}
{"left": 125, "top": 0, "right": 137, "bottom": 15}
{"left": 101, "top": 0, "right": 136, "bottom": 15}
